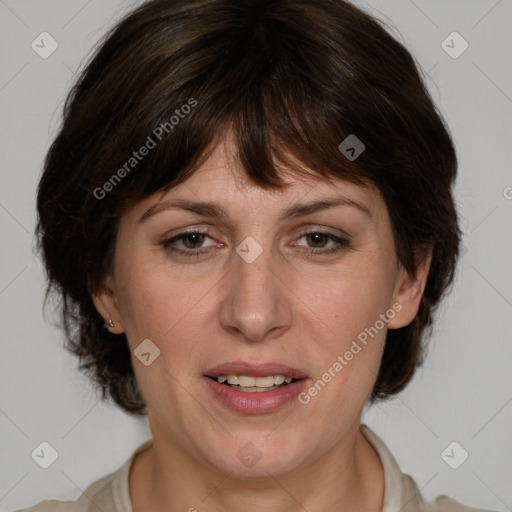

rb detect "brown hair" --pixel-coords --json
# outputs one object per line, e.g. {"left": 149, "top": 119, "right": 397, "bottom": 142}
{"left": 36, "top": 0, "right": 461, "bottom": 415}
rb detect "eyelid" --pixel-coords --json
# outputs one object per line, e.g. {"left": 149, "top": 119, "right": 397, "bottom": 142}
{"left": 160, "top": 225, "right": 219, "bottom": 242}
{"left": 293, "top": 225, "right": 351, "bottom": 240}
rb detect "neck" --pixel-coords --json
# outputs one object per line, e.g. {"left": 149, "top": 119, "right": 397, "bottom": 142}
{"left": 130, "top": 423, "right": 384, "bottom": 512}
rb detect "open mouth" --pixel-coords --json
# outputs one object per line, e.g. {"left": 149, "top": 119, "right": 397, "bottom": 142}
{"left": 208, "top": 375, "right": 300, "bottom": 393}
{"left": 203, "top": 365, "right": 309, "bottom": 413}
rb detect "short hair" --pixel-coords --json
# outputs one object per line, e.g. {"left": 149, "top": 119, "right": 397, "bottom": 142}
{"left": 36, "top": 0, "right": 461, "bottom": 415}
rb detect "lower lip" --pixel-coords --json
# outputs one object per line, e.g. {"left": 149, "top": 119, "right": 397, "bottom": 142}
{"left": 203, "top": 376, "right": 308, "bottom": 414}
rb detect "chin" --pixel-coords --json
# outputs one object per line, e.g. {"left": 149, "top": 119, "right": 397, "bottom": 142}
{"left": 200, "top": 433, "right": 310, "bottom": 479}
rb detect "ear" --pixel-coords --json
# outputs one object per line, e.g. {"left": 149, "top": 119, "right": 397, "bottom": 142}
{"left": 90, "top": 274, "right": 125, "bottom": 335}
{"left": 388, "top": 246, "right": 433, "bottom": 330}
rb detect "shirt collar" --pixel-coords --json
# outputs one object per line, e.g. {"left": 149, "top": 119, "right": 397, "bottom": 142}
{"left": 360, "top": 424, "right": 425, "bottom": 512}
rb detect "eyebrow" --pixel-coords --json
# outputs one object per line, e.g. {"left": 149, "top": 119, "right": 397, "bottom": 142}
{"left": 138, "top": 196, "right": 372, "bottom": 223}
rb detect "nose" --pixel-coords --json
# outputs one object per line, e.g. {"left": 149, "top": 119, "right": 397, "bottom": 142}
{"left": 218, "top": 241, "right": 293, "bottom": 343}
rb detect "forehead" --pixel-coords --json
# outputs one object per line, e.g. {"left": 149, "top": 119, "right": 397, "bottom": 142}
{"left": 150, "top": 135, "right": 381, "bottom": 211}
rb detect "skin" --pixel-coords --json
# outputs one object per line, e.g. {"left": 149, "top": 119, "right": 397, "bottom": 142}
{"left": 93, "top": 134, "right": 432, "bottom": 512}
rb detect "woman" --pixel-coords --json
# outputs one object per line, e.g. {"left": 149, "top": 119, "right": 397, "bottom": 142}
{"left": 17, "top": 0, "right": 496, "bottom": 510}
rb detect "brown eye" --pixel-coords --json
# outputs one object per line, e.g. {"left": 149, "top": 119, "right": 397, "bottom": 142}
{"left": 160, "top": 230, "right": 217, "bottom": 256}
{"left": 294, "top": 231, "right": 350, "bottom": 256}
{"left": 306, "top": 232, "right": 330, "bottom": 248}
{"left": 181, "top": 233, "right": 206, "bottom": 249}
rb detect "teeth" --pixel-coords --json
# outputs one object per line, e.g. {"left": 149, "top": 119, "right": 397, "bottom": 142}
{"left": 219, "top": 375, "right": 294, "bottom": 387}
{"left": 274, "top": 375, "right": 286, "bottom": 385}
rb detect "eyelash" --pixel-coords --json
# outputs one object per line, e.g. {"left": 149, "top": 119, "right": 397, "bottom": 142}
{"left": 160, "top": 228, "right": 350, "bottom": 258}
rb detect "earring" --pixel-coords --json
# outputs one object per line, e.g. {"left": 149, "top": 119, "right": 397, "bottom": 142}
{"left": 105, "top": 319, "right": 114, "bottom": 328}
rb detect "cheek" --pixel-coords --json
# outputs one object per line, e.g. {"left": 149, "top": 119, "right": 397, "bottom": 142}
{"left": 116, "top": 258, "right": 217, "bottom": 352}
{"left": 293, "top": 257, "right": 395, "bottom": 398}
{"left": 297, "top": 259, "right": 395, "bottom": 340}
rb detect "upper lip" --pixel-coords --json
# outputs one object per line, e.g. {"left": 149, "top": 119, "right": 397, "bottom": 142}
{"left": 204, "top": 361, "right": 308, "bottom": 379}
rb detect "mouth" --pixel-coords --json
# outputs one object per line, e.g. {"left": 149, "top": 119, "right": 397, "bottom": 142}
{"left": 203, "top": 361, "right": 308, "bottom": 396}
{"left": 207, "top": 374, "right": 300, "bottom": 392}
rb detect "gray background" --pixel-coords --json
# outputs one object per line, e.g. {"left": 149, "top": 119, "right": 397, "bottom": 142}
{"left": 1, "top": 0, "right": 511, "bottom": 510}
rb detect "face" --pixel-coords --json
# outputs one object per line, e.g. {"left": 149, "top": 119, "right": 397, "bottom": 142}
{"left": 94, "top": 135, "right": 429, "bottom": 478}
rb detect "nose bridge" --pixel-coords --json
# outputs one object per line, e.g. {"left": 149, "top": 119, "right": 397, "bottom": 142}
{"left": 219, "top": 238, "right": 291, "bottom": 341}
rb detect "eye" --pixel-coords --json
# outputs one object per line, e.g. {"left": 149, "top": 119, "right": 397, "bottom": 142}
{"left": 160, "top": 229, "right": 218, "bottom": 257}
{"left": 160, "top": 228, "right": 351, "bottom": 259}
{"left": 293, "top": 230, "right": 350, "bottom": 256}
